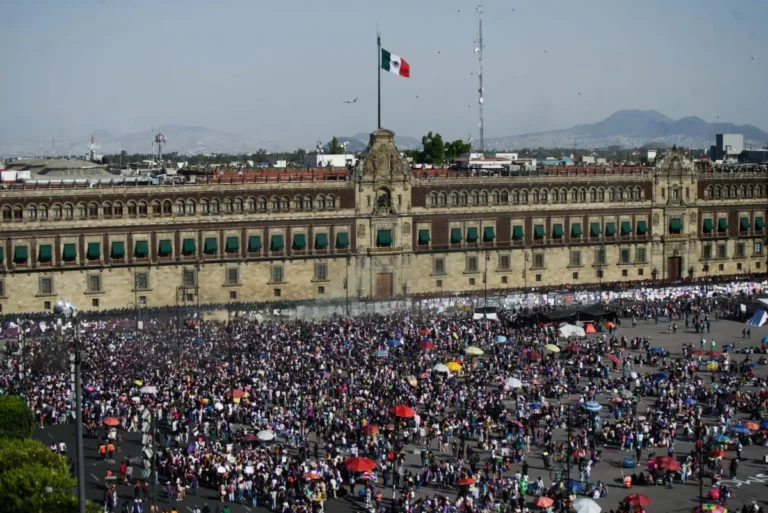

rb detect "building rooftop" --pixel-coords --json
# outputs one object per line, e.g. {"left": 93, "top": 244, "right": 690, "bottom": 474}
{"left": 4, "top": 158, "right": 112, "bottom": 179}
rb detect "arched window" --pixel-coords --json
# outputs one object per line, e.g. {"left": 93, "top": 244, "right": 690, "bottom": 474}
{"left": 201, "top": 199, "right": 210, "bottom": 214}
{"left": 281, "top": 196, "right": 289, "bottom": 210}
{"left": 471, "top": 191, "right": 479, "bottom": 205}
{"left": 460, "top": 192, "right": 468, "bottom": 205}
{"left": 102, "top": 202, "right": 112, "bottom": 217}
{"left": 598, "top": 188, "right": 605, "bottom": 201}
{"left": 13, "top": 206, "right": 22, "bottom": 220}
{"left": 450, "top": 192, "right": 459, "bottom": 205}
{"left": 39, "top": 205, "right": 48, "bottom": 220}
{"left": 617, "top": 188, "right": 624, "bottom": 201}
{"left": 560, "top": 188, "right": 567, "bottom": 202}
{"left": 491, "top": 191, "right": 500, "bottom": 204}
{"left": 429, "top": 192, "right": 438, "bottom": 206}
{"left": 704, "top": 186, "right": 712, "bottom": 198}
{"left": 512, "top": 191, "right": 519, "bottom": 204}
{"left": 578, "top": 188, "right": 586, "bottom": 202}
{"left": 210, "top": 199, "right": 220, "bottom": 214}
{"left": 714, "top": 186, "right": 721, "bottom": 198}
{"left": 723, "top": 187, "right": 730, "bottom": 198}
{"left": 176, "top": 200, "right": 185, "bottom": 214}
{"left": 315, "top": 195, "right": 325, "bottom": 210}
{"left": 521, "top": 190, "right": 528, "bottom": 203}
{"left": 292, "top": 196, "right": 301, "bottom": 210}
{"left": 27, "top": 205, "right": 36, "bottom": 220}
{"left": 552, "top": 189, "right": 559, "bottom": 203}
{"left": 126, "top": 201, "right": 136, "bottom": 217}
{"left": 541, "top": 189, "right": 548, "bottom": 203}
{"left": 223, "top": 199, "right": 233, "bottom": 213}
{"left": 570, "top": 189, "right": 578, "bottom": 202}
{"left": 731, "top": 185, "right": 738, "bottom": 197}
{"left": 480, "top": 191, "right": 488, "bottom": 204}
{"left": 186, "top": 200, "right": 196, "bottom": 214}
{"left": 635, "top": 187, "right": 643, "bottom": 200}
{"left": 589, "top": 188, "right": 597, "bottom": 202}
{"left": 1, "top": 206, "right": 11, "bottom": 222}
{"left": 500, "top": 190, "right": 508, "bottom": 204}
{"left": 532, "top": 189, "right": 539, "bottom": 203}
{"left": 671, "top": 188, "right": 679, "bottom": 199}
{"left": 162, "top": 200, "right": 172, "bottom": 215}
{"left": 302, "top": 196, "right": 311, "bottom": 210}
{"left": 152, "top": 200, "right": 161, "bottom": 215}
{"left": 438, "top": 193, "right": 447, "bottom": 206}
{"left": 113, "top": 202, "right": 123, "bottom": 217}
{"left": 756, "top": 185, "right": 764, "bottom": 197}
{"left": 740, "top": 185, "right": 747, "bottom": 197}
{"left": 77, "top": 203, "right": 87, "bottom": 218}
{"left": 608, "top": 188, "right": 615, "bottom": 202}
{"left": 747, "top": 185, "right": 753, "bottom": 197}
{"left": 138, "top": 201, "right": 148, "bottom": 216}
{"left": 52, "top": 204, "right": 63, "bottom": 219}
{"left": 259, "top": 197, "right": 268, "bottom": 211}
{"left": 270, "top": 196, "right": 280, "bottom": 211}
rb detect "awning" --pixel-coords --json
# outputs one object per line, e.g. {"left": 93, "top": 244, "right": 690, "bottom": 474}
{"left": 110, "top": 241, "right": 124, "bottom": 259}
{"left": 182, "top": 238, "right": 196, "bottom": 255}
{"left": 512, "top": 226, "right": 524, "bottom": 240}
{"left": 621, "top": 221, "right": 632, "bottom": 235}
{"left": 718, "top": 218, "right": 728, "bottom": 231}
{"left": 377, "top": 229, "right": 392, "bottom": 246}
{"left": 418, "top": 229, "right": 431, "bottom": 244}
{"left": 483, "top": 226, "right": 495, "bottom": 241}
{"left": 571, "top": 223, "right": 582, "bottom": 237}
{"left": 158, "top": 240, "right": 172, "bottom": 257}
{"left": 450, "top": 228, "right": 463, "bottom": 243}
{"left": 669, "top": 219, "right": 682, "bottom": 233}
{"left": 248, "top": 235, "right": 262, "bottom": 252}
{"left": 605, "top": 222, "right": 616, "bottom": 236}
{"left": 270, "top": 234, "right": 284, "bottom": 251}
{"left": 14, "top": 246, "right": 28, "bottom": 262}
{"left": 0, "top": 247, "right": 3, "bottom": 262}
{"left": 292, "top": 233, "right": 306, "bottom": 250}
{"left": 590, "top": 223, "right": 601, "bottom": 236}
{"left": 63, "top": 243, "right": 77, "bottom": 261}
{"left": 636, "top": 221, "right": 648, "bottom": 234}
{"left": 534, "top": 225, "right": 545, "bottom": 239}
{"left": 315, "top": 233, "right": 328, "bottom": 249}
{"left": 466, "top": 227, "right": 479, "bottom": 242}
{"left": 740, "top": 217, "right": 750, "bottom": 230}
{"left": 38, "top": 244, "right": 52, "bottom": 262}
{"left": 226, "top": 236, "right": 239, "bottom": 252}
{"left": 87, "top": 242, "right": 100, "bottom": 259}
{"left": 204, "top": 237, "right": 218, "bottom": 254}
{"left": 756, "top": 217, "right": 765, "bottom": 229}
{"left": 552, "top": 224, "right": 564, "bottom": 238}
{"left": 335, "top": 232, "right": 349, "bottom": 249}
{"left": 703, "top": 219, "right": 714, "bottom": 232}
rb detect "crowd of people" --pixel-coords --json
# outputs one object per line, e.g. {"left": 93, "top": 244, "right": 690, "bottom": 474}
{"left": 3, "top": 286, "right": 768, "bottom": 513}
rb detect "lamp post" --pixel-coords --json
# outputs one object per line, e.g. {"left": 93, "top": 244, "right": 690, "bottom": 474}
{"left": 140, "top": 385, "right": 158, "bottom": 510}
{"left": 53, "top": 298, "right": 85, "bottom": 513}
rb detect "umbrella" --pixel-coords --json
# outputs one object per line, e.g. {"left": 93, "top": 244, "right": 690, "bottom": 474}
{"left": 232, "top": 389, "right": 245, "bottom": 398}
{"left": 217, "top": 466, "right": 226, "bottom": 474}
{"left": 244, "top": 433, "right": 258, "bottom": 442}
{"left": 345, "top": 457, "right": 376, "bottom": 472}
{"left": 565, "top": 480, "right": 583, "bottom": 493}
{"left": 495, "top": 335, "right": 507, "bottom": 343}
{"left": 604, "top": 321, "right": 615, "bottom": 329}
{"left": 533, "top": 497, "right": 554, "bottom": 508}
{"left": 654, "top": 456, "right": 680, "bottom": 471}
{"left": 214, "top": 402, "right": 224, "bottom": 411}
{"left": 362, "top": 424, "right": 379, "bottom": 436}
{"left": 760, "top": 419, "right": 768, "bottom": 429}
{"left": 445, "top": 362, "right": 462, "bottom": 372}
{"left": 620, "top": 389, "right": 634, "bottom": 398}
{"left": 722, "top": 344, "right": 734, "bottom": 349}
{"left": 559, "top": 324, "right": 586, "bottom": 338}
{"left": 527, "top": 402, "right": 542, "bottom": 410}
{"left": 134, "top": 379, "right": 143, "bottom": 386}
{"left": 406, "top": 376, "right": 418, "bottom": 387}
{"left": 464, "top": 346, "right": 484, "bottom": 356}
{"left": 504, "top": 377, "right": 523, "bottom": 389}
{"left": 743, "top": 421, "right": 760, "bottom": 431}
{"left": 390, "top": 405, "right": 416, "bottom": 418}
{"left": 103, "top": 417, "right": 119, "bottom": 427}
{"left": 609, "top": 396, "right": 623, "bottom": 404}
{"left": 683, "top": 398, "right": 698, "bottom": 406}
{"left": 747, "top": 363, "right": 758, "bottom": 369}
{"left": 303, "top": 472, "right": 322, "bottom": 480}
{"left": 584, "top": 324, "right": 597, "bottom": 334}
{"left": 583, "top": 401, "right": 602, "bottom": 412}
{"left": 433, "top": 363, "right": 451, "bottom": 374}
{"left": 708, "top": 449, "right": 726, "bottom": 458}
{"left": 387, "top": 339, "right": 403, "bottom": 348}
{"left": 375, "top": 350, "right": 388, "bottom": 358}
{"left": 573, "top": 498, "right": 601, "bottom": 513}
{"left": 256, "top": 430, "right": 276, "bottom": 441}
{"left": 528, "top": 351, "right": 542, "bottom": 361}
{"left": 544, "top": 344, "right": 560, "bottom": 353}
{"left": 419, "top": 329, "right": 431, "bottom": 335}
{"left": 622, "top": 494, "right": 651, "bottom": 506}
{"left": 652, "top": 372, "right": 670, "bottom": 381}
{"left": 604, "top": 354, "right": 620, "bottom": 364}
{"left": 712, "top": 435, "right": 730, "bottom": 443}
{"left": 131, "top": 396, "right": 141, "bottom": 403}
{"left": 418, "top": 341, "right": 436, "bottom": 350}
{"left": 565, "top": 345, "right": 582, "bottom": 353}
{"left": 630, "top": 371, "right": 638, "bottom": 379}
{"left": 456, "top": 478, "right": 475, "bottom": 486}
{"left": 763, "top": 336, "right": 768, "bottom": 343}
{"left": 650, "top": 347, "right": 664, "bottom": 354}
{"left": 693, "top": 505, "right": 727, "bottom": 513}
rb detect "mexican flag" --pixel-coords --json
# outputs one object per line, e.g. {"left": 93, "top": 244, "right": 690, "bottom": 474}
{"left": 381, "top": 49, "right": 410, "bottom": 77}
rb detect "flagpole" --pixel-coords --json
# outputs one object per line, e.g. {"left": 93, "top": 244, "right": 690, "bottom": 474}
{"left": 377, "top": 31, "right": 381, "bottom": 129}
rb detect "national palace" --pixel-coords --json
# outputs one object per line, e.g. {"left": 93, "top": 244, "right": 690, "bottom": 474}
{"left": 0, "top": 129, "right": 766, "bottom": 313}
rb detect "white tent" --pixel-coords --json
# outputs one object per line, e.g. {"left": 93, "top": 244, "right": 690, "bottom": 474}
{"left": 746, "top": 309, "right": 768, "bottom": 327}
{"left": 559, "top": 324, "right": 586, "bottom": 338}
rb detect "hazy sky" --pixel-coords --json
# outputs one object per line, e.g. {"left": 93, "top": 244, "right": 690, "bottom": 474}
{"left": 1, "top": 0, "right": 766, "bottom": 146}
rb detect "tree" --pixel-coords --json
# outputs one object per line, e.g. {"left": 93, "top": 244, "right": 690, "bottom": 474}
{"left": 420, "top": 132, "right": 445, "bottom": 166}
{"left": 445, "top": 139, "right": 471, "bottom": 161}
{"left": 0, "top": 396, "right": 34, "bottom": 439}
{"left": 328, "top": 137, "right": 343, "bottom": 154}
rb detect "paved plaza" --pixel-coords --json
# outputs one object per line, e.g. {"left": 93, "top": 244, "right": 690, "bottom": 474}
{"left": 35, "top": 313, "right": 768, "bottom": 513}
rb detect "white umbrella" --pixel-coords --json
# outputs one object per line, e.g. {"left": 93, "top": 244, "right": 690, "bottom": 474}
{"left": 573, "top": 498, "right": 601, "bottom": 513}
{"left": 559, "top": 324, "right": 586, "bottom": 338}
{"left": 216, "top": 466, "right": 226, "bottom": 474}
{"left": 630, "top": 372, "right": 638, "bottom": 379}
{"left": 214, "top": 402, "right": 224, "bottom": 411}
{"left": 257, "top": 430, "right": 275, "bottom": 441}
{"left": 504, "top": 377, "right": 523, "bottom": 389}
{"left": 140, "top": 386, "right": 158, "bottom": 395}
{"left": 433, "top": 363, "right": 451, "bottom": 374}
{"left": 244, "top": 465, "right": 254, "bottom": 475}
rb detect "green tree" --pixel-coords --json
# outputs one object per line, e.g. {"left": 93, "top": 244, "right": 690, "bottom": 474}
{"left": 328, "top": 137, "right": 343, "bottom": 154}
{"left": 420, "top": 132, "right": 445, "bottom": 166}
{"left": 0, "top": 396, "right": 34, "bottom": 440}
{"left": 445, "top": 139, "right": 471, "bottom": 161}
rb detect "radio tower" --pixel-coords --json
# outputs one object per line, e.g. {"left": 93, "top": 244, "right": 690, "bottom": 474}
{"left": 154, "top": 132, "right": 167, "bottom": 162}
{"left": 476, "top": 0, "right": 485, "bottom": 153}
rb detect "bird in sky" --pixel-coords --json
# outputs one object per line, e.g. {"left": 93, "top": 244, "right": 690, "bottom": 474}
{"left": 342, "top": 98, "right": 358, "bottom": 104}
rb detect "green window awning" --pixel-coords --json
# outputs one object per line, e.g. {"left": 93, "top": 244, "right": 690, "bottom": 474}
{"left": 335, "top": 232, "right": 349, "bottom": 249}
{"left": 637, "top": 221, "right": 648, "bottom": 235}
{"left": 717, "top": 218, "right": 728, "bottom": 231}
{"left": 270, "top": 234, "right": 284, "bottom": 251}
{"left": 292, "top": 233, "right": 306, "bottom": 250}
{"left": 483, "top": 226, "right": 495, "bottom": 241}
{"left": 182, "top": 238, "right": 196, "bottom": 255}
{"left": 703, "top": 219, "right": 714, "bottom": 232}
{"left": 669, "top": 219, "right": 682, "bottom": 233}
{"left": 248, "top": 235, "right": 262, "bottom": 252}
{"left": 552, "top": 224, "right": 564, "bottom": 238}
{"left": 621, "top": 221, "right": 632, "bottom": 235}
{"left": 534, "top": 225, "right": 545, "bottom": 239}
{"left": 450, "top": 228, "right": 463, "bottom": 243}
{"left": 571, "top": 223, "right": 582, "bottom": 237}
{"left": 38, "top": 244, "right": 52, "bottom": 262}
{"left": 418, "top": 229, "right": 431, "bottom": 244}
{"left": 226, "top": 236, "right": 239, "bottom": 252}
{"left": 110, "top": 241, "right": 124, "bottom": 259}
{"left": 590, "top": 223, "right": 602, "bottom": 236}
{"left": 315, "top": 233, "right": 328, "bottom": 249}
{"left": 466, "top": 227, "right": 479, "bottom": 242}
{"left": 377, "top": 229, "right": 392, "bottom": 246}
{"left": 0, "top": 247, "right": 3, "bottom": 262}
{"left": 204, "top": 237, "right": 218, "bottom": 254}
{"left": 740, "top": 217, "right": 750, "bottom": 230}
{"left": 158, "top": 240, "right": 172, "bottom": 257}
{"left": 87, "top": 242, "right": 100, "bottom": 259}
{"left": 756, "top": 217, "right": 765, "bottom": 229}
{"left": 512, "top": 226, "right": 524, "bottom": 240}
{"left": 14, "top": 246, "right": 28, "bottom": 262}
{"left": 605, "top": 222, "right": 616, "bottom": 236}
{"left": 63, "top": 243, "right": 77, "bottom": 261}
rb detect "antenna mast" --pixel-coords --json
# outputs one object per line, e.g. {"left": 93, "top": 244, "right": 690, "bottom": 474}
{"left": 477, "top": 0, "right": 485, "bottom": 153}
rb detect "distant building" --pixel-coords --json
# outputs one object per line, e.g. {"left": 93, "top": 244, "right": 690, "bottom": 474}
{"left": 595, "top": 157, "right": 607, "bottom": 165}
{"left": 575, "top": 156, "right": 596, "bottom": 165}
{"left": 455, "top": 153, "right": 514, "bottom": 170}
{"left": 739, "top": 149, "right": 768, "bottom": 164}
{"left": 641, "top": 150, "right": 658, "bottom": 164}
{"left": 541, "top": 157, "right": 572, "bottom": 166}
{"left": 711, "top": 134, "right": 744, "bottom": 161}
{"left": 493, "top": 152, "right": 519, "bottom": 161}
{"left": 303, "top": 153, "right": 357, "bottom": 168}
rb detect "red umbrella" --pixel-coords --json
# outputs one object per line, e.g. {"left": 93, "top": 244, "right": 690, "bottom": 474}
{"left": 565, "top": 345, "right": 582, "bottom": 352}
{"left": 622, "top": 494, "right": 651, "bottom": 506}
{"left": 231, "top": 389, "right": 245, "bottom": 398}
{"left": 345, "top": 457, "right": 376, "bottom": 472}
{"left": 654, "top": 456, "right": 680, "bottom": 471}
{"left": 103, "top": 417, "right": 119, "bottom": 427}
{"left": 605, "top": 354, "right": 620, "bottom": 364}
{"left": 708, "top": 449, "right": 726, "bottom": 458}
{"left": 390, "top": 405, "right": 416, "bottom": 418}
{"left": 419, "top": 329, "right": 430, "bottom": 335}
{"left": 362, "top": 424, "right": 380, "bottom": 435}
{"left": 244, "top": 434, "right": 258, "bottom": 442}
{"left": 528, "top": 352, "right": 542, "bottom": 361}
{"left": 533, "top": 497, "right": 554, "bottom": 508}
{"left": 303, "top": 472, "right": 322, "bottom": 480}
{"left": 418, "top": 341, "right": 436, "bottom": 350}
{"left": 692, "top": 349, "right": 707, "bottom": 356}
{"left": 707, "top": 350, "right": 724, "bottom": 357}
{"left": 456, "top": 478, "right": 475, "bottom": 486}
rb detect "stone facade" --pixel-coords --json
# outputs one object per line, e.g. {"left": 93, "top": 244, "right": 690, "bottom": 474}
{"left": 0, "top": 129, "right": 766, "bottom": 313}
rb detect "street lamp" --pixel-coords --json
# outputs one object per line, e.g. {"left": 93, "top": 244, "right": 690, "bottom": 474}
{"left": 140, "top": 385, "right": 158, "bottom": 510}
{"left": 52, "top": 298, "right": 86, "bottom": 513}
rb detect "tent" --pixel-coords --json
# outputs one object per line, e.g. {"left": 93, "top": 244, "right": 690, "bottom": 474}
{"left": 747, "top": 309, "right": 767, "bottom": 327}
{"left": 585, "top": 323, "right": 597, "bottom": 334}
